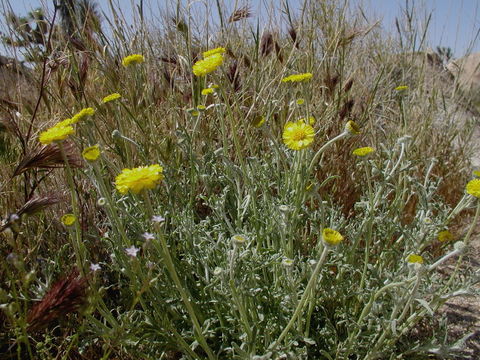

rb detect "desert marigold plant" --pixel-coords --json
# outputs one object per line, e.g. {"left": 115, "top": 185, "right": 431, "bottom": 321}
{"left": 71, "top": 107, "right": 95, "bottom": 124}
{"left": 322, "top": 228, "right": 344, "bottom": 246}
{"left": 102, "top": 93, "right": 121, "bottom": 103}
{"left": 122, "top": 54, "right": 145, "bottom": 67}
{"left": 82, "top": 145, "right": 100, "bottom": 162}
{"left": 39, "top": 124, "right": 75, "bottom": 145}
{"left": 352, "top": 146, "right": 375, "bottom": 157}
{"left": 345, "top": 120, "right": 361, "bottom": 135}
{"left": 202, "top": 47, "right": 226, "bottom": 58}
{"left": 281, "top": 72, "right": 313, "bottom": 83}
{"left": 61, "top": 214, "right": 76, "bottom": 226}
{"left": 192, "top": 53, "right": 224, "bottom": 76}
{"left": 407, "top": 254, "right": 424, "bottom": 264}
{"left": 438, "top": 230, "right": 454, "bottom": 242}
{"left": 282, "top": 120, "right": 315, "bottom": 150}
{"left": 466, "top": 179, "right": 480, "bottom": 198}
{"left": 115, "top": 164, "right": 164, "bottom": 194}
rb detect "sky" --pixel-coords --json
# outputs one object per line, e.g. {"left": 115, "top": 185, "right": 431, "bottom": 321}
{"left": 0, "top": 0, "right": 479, "bottom": 58}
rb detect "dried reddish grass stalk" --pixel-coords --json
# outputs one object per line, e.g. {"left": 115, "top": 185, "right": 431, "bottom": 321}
{"left": 13, "top": 142, "right": 82, "bottom": 177}
{"left": 27, "top": 269, "right": 87, "bottom": 332}
{"left": 228, "top": 6, "right": 252, "bottom": 23}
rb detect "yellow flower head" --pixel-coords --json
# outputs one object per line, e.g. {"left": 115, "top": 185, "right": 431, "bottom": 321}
{"left": 231, "top": 234, "right": 247, "bottom": 246}
{"left": 282, "top": 120, "right": 315, "bottom": 150}
{"left": 61, "top": 214, "right": 76, "bottom": 226}
{"left": 296, "top": 98, "right": 305, "bottom": 105}
{"left": 115, "top": 164, "right": 164, "bottom": 194}
{"left": 193, "top": 53, "right": 224, "bottom": 76}
{"left": 438, "top": 230, "right": 454, "bottom": 243}
{"left": 395, "top": 85, "right": 409, "bottom": 92}
{"left": 197, "top": 105, "right": 206, "bottom": 111}
{"left": 322, "top": 228, "right": 344, "bottom": 246}
{"left": 82, "top": 145, "right": 101, "bottom": 161}
{"left": 55, "top": 118, "right": 75, "bottom": 127}
{"left": 122, "top": 54, "right": 145, "bottom": 67}
{"left": 299, "top": 116, "right": 315, "bottom": 125}
{"left": 39, "top": 124, "right": 74, "bottom": 145}
{"left": 71, "top": 107, "right": 95, "bottom": 124}
{"left": 203, "top": 47, "right": 226, "bottom": 58}
{"left": 352, "top": 146, "right": 375, "bottom": 157}
{"left": 201, "top": 88, "right": 214, "bottom": 95}
{"left": 345, "top": 120, "right": 361, "bottom": 135}
{"left": 407, "top": 254, "right": 424, "bottom": 264}
{"left": 282, "top": 72, "right": 313, "bottom": 83}
{"left": 102, "top": 93, "right": 121, "bottom": 103}
{"left": 466, "top": 179, "right": 480, "bottom": 198}
{"left": 252, "top": 115, "right": 266, "bottom": 128}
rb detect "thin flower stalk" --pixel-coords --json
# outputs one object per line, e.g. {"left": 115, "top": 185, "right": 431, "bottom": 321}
{"left": 143, "top": 194, "right": 216, "bottom": 360}
{"left": 58, "top": 143, "right": 86, "bottom": 274}
{"left": 270, "top": 246, "right": 329, "bottom": 350}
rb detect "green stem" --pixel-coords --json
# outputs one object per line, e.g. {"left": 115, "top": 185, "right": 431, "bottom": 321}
{"left": 143, "top": 194, "right": 216, "bottom": 360}
{"left": 270, "top": 246, "right": 329, "bottom": 349}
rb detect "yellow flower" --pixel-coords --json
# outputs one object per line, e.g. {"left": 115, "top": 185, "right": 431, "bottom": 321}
{"left": 299, "top": 116, "right": 315, "bottom": 125}
{"left": 193, "top": 53, "right": 224, "bottom": 76}
{"left": 438, "top": 230, "right": 454, "bottom": 243}
{"left": 252, "top": 115, "right": 266, "bottom": 128}
{"left": 282, "top": 72, "right": 313, "bottom": 83}
{"left": 197, "top": 105, "right": 206, "bottom": 111}
{"left": 82, "top": 145, "right": 101, "bottom": 161}
{"left": 407, "top": 254, "right": 424, "bottom": 264}
{"left": 282, "top": 120, "right": 315, "bottom": 150}
{"left": 115, "top": 164, "right": 164, "bottom": 194}
{"left": 296, "top": 98, "right": 305, "bottom": 105}
{"left": 322, "top": 228, "right": 344, "bottom": 246}
{"left": 39, "top": 124, "right": 74, "bottom": 145}
{"left": 345, "top": 120, "right": 361, "bottom": 135}
{"left": 352, "top": 146, "right": 375, "bottom": 157}
{"left": 203, "top": 47, "right": 226, "bottom": 58}
{"left": 55, "top": 118, "right": 75, "bottom": 127}
{"left": 122, "top": 54, "right": 145, "bottom": 67}
{"left": 102, "top": 93, "right": 121, "bottom": 103}
{"left": 466, "top": 179, "right": 480, "bottom": 198}
{"left": 61, "top": 214, "right": 76, "bottom": 226}
{"left": 231, "top": 234, "right": 247, "bottom": 246}
{"left": 395, "top": 85, "right": 409, "bottom": 91}
{"left": 71, "top": 107, "right": 95, "bottom": 124}
{"left": 201, "top": 88, "right": 214, "bottom": 95}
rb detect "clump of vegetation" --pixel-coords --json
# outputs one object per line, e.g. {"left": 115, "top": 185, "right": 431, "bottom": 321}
{"left": 0, "top": 0, "right": 479, "bottom": 359}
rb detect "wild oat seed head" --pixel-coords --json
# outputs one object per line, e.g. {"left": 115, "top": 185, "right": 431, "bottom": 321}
{"left": 193, "top": 53, "right": 224, "bottom": 76}
{"left": 61, "top": 214, "right": 76, "bottom": 226}
{"left": 352, "top": 146, "right": 375, "bottom": 157}
{"left": 322, "top": 228, "right": 344, "bottom": 246}
{"left": 39, "top": 124, "right": 74, "bottom": 145}
{"left": 281, "top": 72, "right": 313, "bottom": 83}
{"left": 82, "top": 145, "right": 100, "bottom": 162}
{"left": 438, "top": 230, "right": 453, "bottom": 242}
{"left": 282, "top": 120, "right": 315, "bottom": 150}
{"left": 407, "top": 254, "right": 424, "bottom": 264}
{"left": 115, "top": 164, "right": 164, "bottom": 194}
{"left": 102, "top": 93, "right": 121, "bottom": 103}
{"left": 466, "top": 179, "right": 480, "bottom": 198}
{"left": 71, "top": 107, "right": 95, "bottom": 123}
{"left": 202, "top": 47, "right": 226, "bottom": 58}
{"left": 122, "top": 54, "right": 145, "bottom": 67}
{"left": 345, "top": 120, "right": 361, "bottom": 135}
